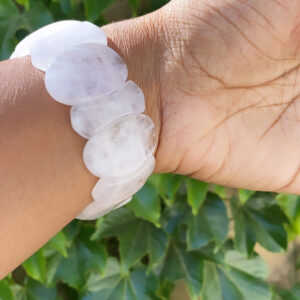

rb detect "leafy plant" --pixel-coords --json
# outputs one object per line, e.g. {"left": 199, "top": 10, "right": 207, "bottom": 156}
{"left": 1, "top": 0, "right": 300, "bottom": 299}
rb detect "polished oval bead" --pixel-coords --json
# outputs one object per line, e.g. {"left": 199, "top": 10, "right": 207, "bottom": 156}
{"left": 77, "top": 155, "right": 155, "bottom": 220}
{"left": 70, "top": 81, "right": 145, "bottom": 139}
{"left": 76, "top": 196, "right": 132, "bottom": 220}
{"left": 31, "top": 21, "right": 107, "bottom": 71}
{"left": 83, "top": 114, "right": 156, "bottom": 178}
{"left": 92, "top": 155, "right": 155, "bottom": 203}
{"left": 45, "top": 43, "right": 128, "bottom": 106}
{"left": 10, "top": 20, "right": 80, "bottom": 59}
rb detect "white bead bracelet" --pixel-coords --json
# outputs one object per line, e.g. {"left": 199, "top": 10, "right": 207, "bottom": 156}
{"left": 11, "top": 21, "right": 157, "bottom": 220}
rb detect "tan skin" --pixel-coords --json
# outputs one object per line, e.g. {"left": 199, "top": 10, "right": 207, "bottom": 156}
{"left": 1, "top": 0, "right": 300, "bottom": 278}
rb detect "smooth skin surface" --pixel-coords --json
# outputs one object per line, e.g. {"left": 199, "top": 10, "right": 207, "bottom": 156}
{"left": 1, "top": 0, "right": 300, "bottom": 277}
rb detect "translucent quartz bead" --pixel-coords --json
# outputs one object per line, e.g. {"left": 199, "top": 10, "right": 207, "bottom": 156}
{"left": 92, "top": 155, "right": 155, "bottom": 202}
{"left": 70, "top": 81, "right": 145, "bottom": 139}
{"left": 31, "top": 22, "right": 107, "bottom": 71}
{"left": 45, "top": 43, "right": 128, "bottom": 106}
{"left": 10, "top": 20, "right": 79, "bottom": 59}
{"left": 77, "top": 155, "right": 155, "bottom": 220}
{"left": 115, "top": 197, "right": 132, "bottom": 209}
{"left": 83, "top": 114, "right": 156, "bottom": 178}
{"left": 76, "top": 197, "right": 132, "bottom": 220}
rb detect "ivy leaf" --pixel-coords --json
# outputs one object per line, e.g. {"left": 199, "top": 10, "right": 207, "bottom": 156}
{"left": 187, "top": 193, "right": 229, "bottom": 250}
{"left": 45, "top": 231, "right": 68, "bottom": 257}
{"left": 0, "top": 0, "right": 53, "bottom": 59}
{"left": 158, "top": 241, "right": 203, "bottom": 300}
{"left": 276, "top": 194, "right": 300, "bottom": 237}
{"left": 185, "top": 178, "right": 208, "bottom": 215}
{"left": 54, "top": 224, "right": 107, "bottom": 289}
{"left": 149, "top": 174, "right": 183, "bottom": 207}
{"left": 224, "top": 251, "right": 269, "bottom": 279}
{"left": 128, "top": 182, "right": 161, "bottom": 227}
{"left": 83, "top": 259, "right": 158, "bottom": 300}
{"left": 83, "top": 0, "right": 114, "bottom": 22}
{"left": 45, "top": 253, "right": 63, "bottom": 286}
{"left": 231, "top": 193, "right": 288, "bottom": 255}
{"left": 277, "top": 194, "right": 300, "bottom": 221}
{"left": 63, "top": 219, "right": 81, "bottom": 247}
{"left": 156, "top": 279, "right": 174, "bottom": 300}
{"left": 161, "top": 193, "right": 190, "bottom": 242}
{"left": 93, "top": 208, "right": 167, "bottom": 270}
{"left": 22, "top": 248, "right": 46, "bottom": 283}
{"left": 16, "top": 0, "right": 30, "bottom": 10}
{"left": 213, "top": 185, "right": 227, "bottom": 199}
{"left": 201, "top": 261, "right": 272, "bottom": 300}
{"left": 149, "top": 0, "right": 169, "bottom": 10}
{"left": 0, "top": 280, "right": 13, "bottom": 300}
{"left": 128, "top": 0, "right": 139, "bottom": 16}
{"left": 238, "top": 189, "right": 255, "bottom": 204}
{"left": 11, "top": 279, "right": 60, "bottom": 300}
{"left": 22, "top": 1, "right": 53, "bottom": 31}
{"left": 278, "top": 283, "right": 300, "bottom": 300}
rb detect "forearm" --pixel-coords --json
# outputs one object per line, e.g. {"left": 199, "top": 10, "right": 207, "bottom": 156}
{"left": 0, "top": 56, "right": 95, "bottom": 278}
{"left": 0, "top": 14, "right": 163, "bottom": 278}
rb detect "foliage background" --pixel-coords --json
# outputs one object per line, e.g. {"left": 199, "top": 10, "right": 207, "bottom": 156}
{"left": 1, "top": 0, "right": 300, "bottom": 299}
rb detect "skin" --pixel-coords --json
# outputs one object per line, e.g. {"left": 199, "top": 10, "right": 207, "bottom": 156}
{"left": 1, "top": 0, "right": 300, "bottom": 277}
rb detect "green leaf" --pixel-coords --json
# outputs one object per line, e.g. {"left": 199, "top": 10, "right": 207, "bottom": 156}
{"left": 0, "top": 0, "right": 53, "bottom": 60}
{"left": 238, "top": 189, "right": 255, "bottom": 204}
{"left": 11, "top": 279, "right": 60, "bottom": 300}
{"left": 16, "top": 0, "right": 30, "bottom": 10}
{"left": 213, "top": 185, "right": 227, "bottom": 199}
{"left": 22, "top": 248, "right": 46, "bottom": 283}
{"left": 278, "top": 283, "right": 300, "bottom": 300}
{"left": 26, "top": 278, "right": 60, "bottom": 299}
{"left": 187, "top": 193, "right": 229, "bottom": 250}
{"left": 201, "top": 261, "right": 272, "bottom": 300}
{"left": 201, "top": 261, "right": 243, "bottom": 300}
{"left": 59, "top": 0, "right": 81, "bottom": 18}
{"left": 0, "top": 280, "right": 14, "bottom": 300}
{"left": 149, "top": 174, "right": 183, "bottom": 206}
{"left": 149, "top": 0, "right": 169, "bottom": 10}
{"left": 128, "top": 0, "right": 139, "bottom": 15}
{"left": 161, "top": 194, "right": 190, "bottom": 242}
{"left": 45, "top": 231, "right": 68, "bottom": 257}
{"left": 83, "top": 0, "right": 114, "bottom": 22}
{"left": 63, "top": 219, "right": 81, "bottom": 247}
{"left": 231, "top": 193, "right": 288, "bottom": 254}
{"left": 54, "top": 224, "right": 107, "bottom": 289}
{"left": 128, "top": 182, "right": 161, "bottom": 227}
{"left": 22, "top": 1, "right": 54, "bottom": 31}
{"left": 93, "top": 208, "right": 167, "bottom": 270}
{"left": 45, "top": 253, "right": 63, "bottom": 286}
{"left": 159, "top": 241, "right": 203, "bottom": 300}
{"left": 224, "top": 251, "right": 269, "bottom": 279}
{"left": 83, "top": 260, "right": 158, "bottom": 300}
{"left": 277, "top": 194, "right": 300, "bottom": 221}
{"left": 185, "top": 178, "right": 208, "bottom": 215}
{"left": 156, "top": 279, "right": 174, "bottom": 300}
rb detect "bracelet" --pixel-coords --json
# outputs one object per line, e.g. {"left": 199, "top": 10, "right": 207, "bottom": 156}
{"left": 11, "top": 21, "right": 157, "bottom": 220}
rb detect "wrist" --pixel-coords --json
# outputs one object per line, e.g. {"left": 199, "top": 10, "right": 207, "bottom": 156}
{"left": 102, "top": 12, "right": 164, "bottom": 160}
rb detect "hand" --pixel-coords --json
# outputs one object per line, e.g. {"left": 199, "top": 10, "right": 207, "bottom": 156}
{"left": 2, "top": 0, "right": 300, "bottom": 278}
{"left": 106, "top": 0, "right": 300, "bottom": 194}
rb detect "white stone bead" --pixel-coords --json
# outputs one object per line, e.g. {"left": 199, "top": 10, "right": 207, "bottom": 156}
{"left": 76, "top": 197, "right": 132, "bottom": 220}
{"left": 31, "top": 21, "right": 107, "bottom": 71}
{"left": 115, "top": 197, "right": 133, "bottom": 209}
{"left": 83, "top": 114, "right": 156, "bottom": 178}
{"left": 92, "top": 155, "right": 155, "bottom": 202}
{"left": 10, "top": 20, "right": 80, "bottom": 59}
{"left": 77, "top": 155, "right": 155, "bottom": 220}
{"left": 70, "top": 81, "right": 145, "bottom": 139}
{"left": 45, "top": 43, "right": 128, "bottom": 106}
